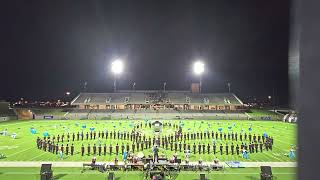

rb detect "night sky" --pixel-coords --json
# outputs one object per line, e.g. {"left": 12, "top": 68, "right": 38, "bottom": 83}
{"left": 0, "top": 0, "right": 290, "bottom": 106}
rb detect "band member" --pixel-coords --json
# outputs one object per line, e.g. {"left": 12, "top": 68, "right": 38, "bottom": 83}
{"left": 228, "top": 133, "right": 230, "bottom": 140}
{"left": 255, "top": 143, "right": 258, "bottom": 153}
{"left": 71, "top": 144, "right": 74, "bottom": 155}
{"left": 198, "top": 143, "right": 201, "bottom": 154}
{"left": 72, "top": 133, "right": 75, "bottom": 141}
{"left": 86, "top": 132, "right": 89, "bottom": 140}
{"left": 249, "top": 133, "right": 252, "bottom": 142}
{"left": 81, "top": 132, "right": 84, "bottom": 141}
{"left": 141, "top": 141, "right": 144, "bottom": 151}
{"left": 202, "top": 143, "right": 205, "bottom": 154}
{"left": 61, "top": 144, "right": 64, "bottom": 154}
{"left": 93, "top": 131, "right": 96, "bottom": 140}
{"left": 235, "top": 132, "right": 238, "bottom": 141}
{"left": 109, "top": 144, "right": 112, "bottom": 155}
{"left": 98, "top": 131, "right": 101, "bottom": 138}
{"left": 193, "top": 143, "right": 196, "bottom": 154}
{"left": 55, "top": 143, "right": 59, "bottom": 154}
{"left": 213, "top": 143, "right": 216, "bottom": 154}
{"left": 236, "top": 144, "right": 240, "bottom": 155}
{"left": 179, "top": 142, "right": 182, "bottom": 152}
{"left": 240, "top": 133, "right": 243, "bottom": 141}
{"left": 87, "top": 144, "right": 91, "bottom": 155}
{"left": 81, "top": 144, "right": 85, "bottom": 156}
{"left": 61, "top": 134, "right": 64, "bottom": 143}
{"left": 226, "top": 143, "right": 229, "bottom": 155}
{"left": 220, "top": 144, "right": 223, "bottom": 155}
{"left": 260, "top": 142, "right": 263, "bottom": 152}
{"left": 220, "top": 132, "right": 222, "bottom": 140}
{"left": 231, "top": 143, "right": 234, "bottom": 155}
{"left": 52, "top": 142, "right": 56, "bottom": 154}
{"left": 77, "top": 132, "right": 80, "bottom": 141}
{"left": 103, "top": 144, "right": 107, "bottom": 155}
{"left": 207, "top": 143, "right": 210, "bottom": 154}
{"left": 121, "top": 143, "right": 125, "bottom": 154}
{"left": 137, "top": 142, "right": 140, "bottom": 151}
{"left": 170, "top": 142, "right": 173, "bottom": 151}
{"left": 57, "top": 135, "right": 60, "bottom": 143}
{"left": 115, "top": 143, "right": 119, "bottom": 155}
{"left": 43, "top": 141, "right": 47, "bottom": 151}
{"left": 66, "top": 144, "right": 69, "bottom": 155}
{"left": 224, "top": 133, "right": 226, "bottom": 140}
{"left": 93, "top": 144, "right": 97, "bottom": 155}
{"left": 174, "top": 142, "right": 177, "bottom": 152}
{"left": 231, "top": 132, "right": 234, "bottom": 140}
{"left": 132, "top": 143, "right": 135, "bottom": 153}
{"left": 153, "top": 145, "right": 159, "bottom": 163}
{"left": 244, "top": 133, "right": 247, "bottom": 141}
{"left": 102, "top": 131, "right": 105, "bottom": 139}
{"left": 126, "top": 143, "right": 130, "bottom": 152}
{"left": 187, "top": 143, "right": 191, "bottom": 151}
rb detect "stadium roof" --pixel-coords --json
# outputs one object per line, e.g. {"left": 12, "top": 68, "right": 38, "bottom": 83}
{"left": 71, "top": 91, "right": 243, "bottom": 106}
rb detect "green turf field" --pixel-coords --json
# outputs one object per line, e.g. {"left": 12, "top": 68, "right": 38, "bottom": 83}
{"left": 0, "top": 167, "right": 296, "bottom": 180}
{"left": 0, "top": 119, "right": 296, "bottom": 162}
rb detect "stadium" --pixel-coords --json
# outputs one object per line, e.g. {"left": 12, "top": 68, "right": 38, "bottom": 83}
{"left": 0, "top": 1, "right": 299, "bottom": 180}
{"left": 0, "top": 82, "right": 297, "bottom": 180}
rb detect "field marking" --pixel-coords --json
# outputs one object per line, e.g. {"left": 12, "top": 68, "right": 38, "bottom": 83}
{"left": 6, "top": 147, "right": 34, "bottom": 157}
{"left": 28, "top": 152, "right": 48, "bottom": 161}
{"left": 0, "top": 161, "right": 297, "bottom": 168}
{"left": 0, "top": 172, "right": 296, "bottom": 175}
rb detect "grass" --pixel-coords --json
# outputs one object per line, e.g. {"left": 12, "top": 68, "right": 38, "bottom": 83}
{"left": 0, "top": 167, "right": 296, "bottom": 180}
{"left": 0, "top": 119, "right": 296, "bottom": 162}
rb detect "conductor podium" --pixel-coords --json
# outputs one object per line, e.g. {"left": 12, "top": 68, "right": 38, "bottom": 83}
{"left": 260, "top": 166, "right": 273, "bottom": 180}
{"left": 40, "top": 164, "right": 53, "bottom": 180}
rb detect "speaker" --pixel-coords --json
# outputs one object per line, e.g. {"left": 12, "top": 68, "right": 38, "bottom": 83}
{"left": 176, "top": 159, "right": 182, "bottom": 164}
{"left": 200, "top": 173, "right": 205, "bottom": 180}
{"left": 40, "top": 164, "right": 52, "bottom": 180}
{"left": 107, "top": 172, "right": 114, "bottom": 180}
{"left": 260, "top": 166, "right": 273, "bottom": 180}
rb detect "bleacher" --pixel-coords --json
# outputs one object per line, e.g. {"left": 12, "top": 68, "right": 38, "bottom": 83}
{"left": 0, "top": 101, "right": 16, "bottom": 120}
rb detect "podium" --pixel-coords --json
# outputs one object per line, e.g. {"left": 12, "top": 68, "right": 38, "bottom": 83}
{"left": 40, "top": 164, "right": 53, "bottom": 180}
{"left": 260, "top": 166, "right": 273, "bottom": 180}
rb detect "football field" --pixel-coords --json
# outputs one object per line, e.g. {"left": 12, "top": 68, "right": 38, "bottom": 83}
{"left": 0, "top": 119, "right": 297, "bottom": 162}
{"left": 0, "top": 167, "right": 296, "bottom": 180}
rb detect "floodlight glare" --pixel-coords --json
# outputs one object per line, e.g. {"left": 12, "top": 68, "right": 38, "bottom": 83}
{"left": 111, "top": 59, "right": 124, "bottom": 75}
{"left": 193, "top": 61, "right": 204, "bottom": 75}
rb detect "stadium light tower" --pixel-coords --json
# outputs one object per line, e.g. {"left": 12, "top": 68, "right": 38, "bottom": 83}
{"left": 111, "top": 59, "right": 124, "bottom": 92}
{"left": 193, "top": 61, "right": 205, "bottom": 93}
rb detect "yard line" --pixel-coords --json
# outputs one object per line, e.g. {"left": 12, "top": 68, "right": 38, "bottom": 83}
{"left": 0, "top": 172, "right": 296, "bottom": 175}
{"left": 28, "top": 152, "right": 50, "bottom": 161}
{"left": 6, "top": 147, "right": 34, "bottom": 157}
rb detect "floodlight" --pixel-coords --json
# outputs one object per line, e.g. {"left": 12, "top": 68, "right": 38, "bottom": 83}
{"left": 111, "top": 59, "right": 124, "bottom": 75}
{"left": 193, "top": 61, "right": 204, "bottom": 75}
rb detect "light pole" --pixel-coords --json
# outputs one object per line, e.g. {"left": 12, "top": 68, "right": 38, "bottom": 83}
{"left": 193, "top": 61, "right": 204, "bottom": 93}
{"left": 227, "top": 82, "right": 231, "bottom": 93}
{"left": 111, "top": 59, "right": 123, "bottom": 92}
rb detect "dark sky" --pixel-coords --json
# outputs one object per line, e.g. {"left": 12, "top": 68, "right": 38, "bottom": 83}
{"left": 0, "top": 0, "right": 290, "bottom": 106}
